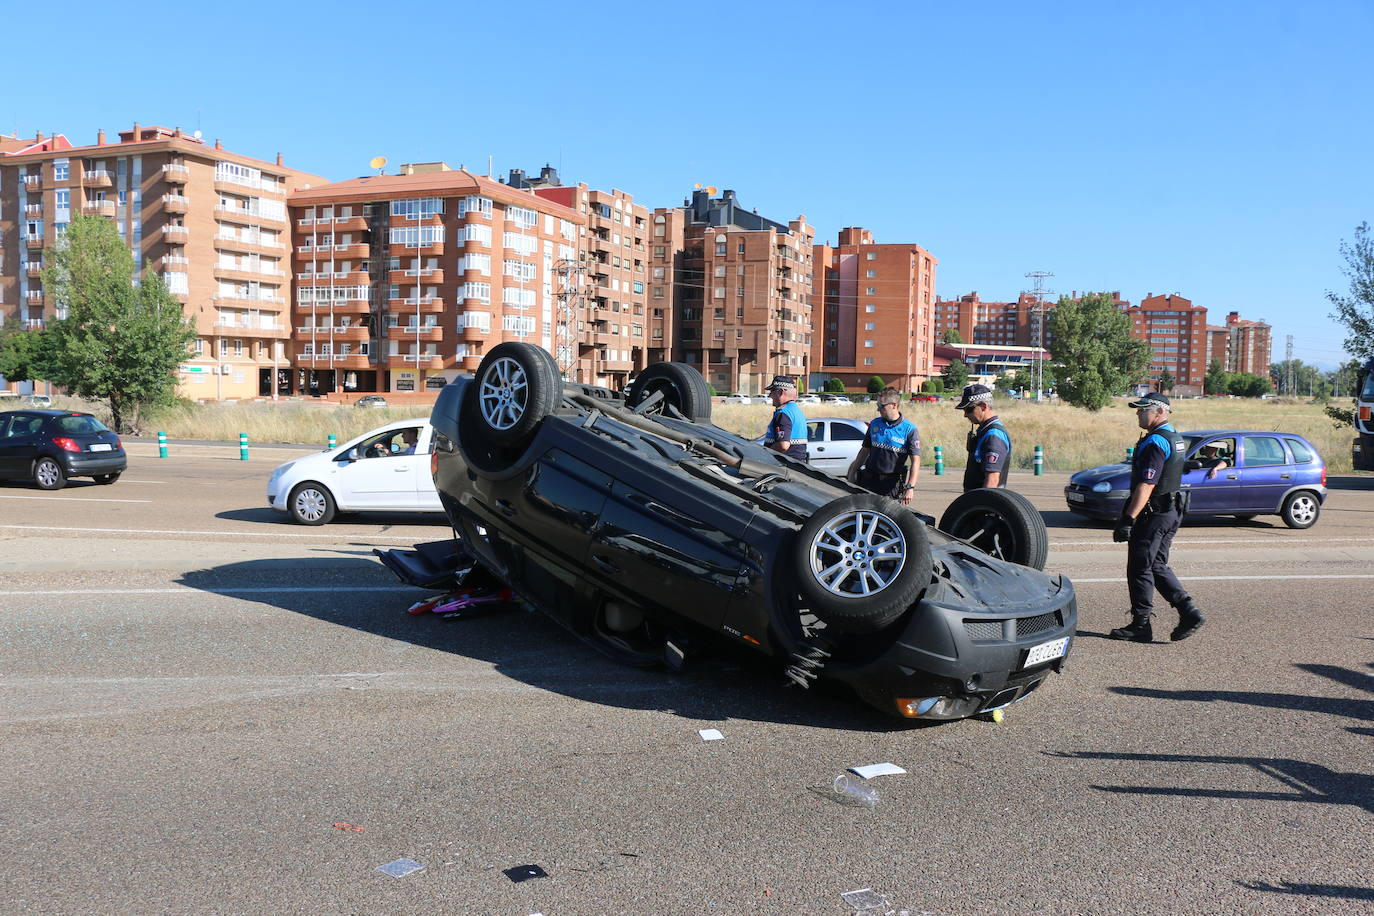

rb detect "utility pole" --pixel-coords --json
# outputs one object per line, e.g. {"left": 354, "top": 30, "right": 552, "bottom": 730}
{"left": 1024, "top": 271, "right": 1054, "bottom": 401}
{"left": 1285, "top": 335, "right": 1294, "bottom": 395}
{"left": 554, "top": 259, "right": 588, "bottom": 378}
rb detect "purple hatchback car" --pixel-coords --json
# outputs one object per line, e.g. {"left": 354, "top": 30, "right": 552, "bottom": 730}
{"left": 1065, "top": 429, "right": 1327, "bottom": 529}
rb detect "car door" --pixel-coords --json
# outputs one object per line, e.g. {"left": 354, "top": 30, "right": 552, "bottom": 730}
{"left": 804, "top": 421, "right": 838, "bottom": 471}
{"left": 1237, "top": 435, "right": 1292, "bottom": 511}
{"left": 0, "top": 413, "right": 41, "bottom": 478}
{"left": 1181, "top": 436, "right": 1238, "bottom": 513}
{"left": 0, "top": 413, "right": 16, "bottom": 476}
{"left": 333, "top": 427, "right": 423, "bottom": 509}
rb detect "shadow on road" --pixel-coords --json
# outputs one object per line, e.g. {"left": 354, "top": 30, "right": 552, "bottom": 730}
{"left": 214, "top": 507, "right": 453, "bottom": 528}
{"left": 1240, "top": 880, "right": 1374, "bottom": 901}
{"left": 175, "top": 556, "right": 914, "bottom": 733}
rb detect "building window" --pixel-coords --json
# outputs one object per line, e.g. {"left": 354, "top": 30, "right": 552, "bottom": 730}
{"left": 865, "top": 270, "right": 876, "bottom": 278}
{"left": 52, "top": 159, "right": 70, "bottom": 181}
{"left": 715, "top": 243, "right": 726, "bottom": 256}
{"left": 864, "top": 321, "right": 875, "bottom": 330}
{"left": 864, "top": 357, "right": 874, "bottom": 366}
{"left": 864, "top": 340, "right": 875, "bottom": 348}
{"left": 866, "top": 287, "right": 875, "bottom": 295}
{"left": 866, "top": 253, "right": 876, "bottom": 260}
{"left": 737, "top": 242, "right": 745, "bottom": 254}
{"left": 865, "top": 305, "right": 876, "bottom": 313}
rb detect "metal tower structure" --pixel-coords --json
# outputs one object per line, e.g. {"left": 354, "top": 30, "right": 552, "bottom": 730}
{"left": 1285, "top": 334, "right": 1295, "bottom": 395}
{"left": 554, "top": 259, "right": 589, "bottom": 378}
{"left": 1024, "top": 270, "right": 1055, "bottom": 400}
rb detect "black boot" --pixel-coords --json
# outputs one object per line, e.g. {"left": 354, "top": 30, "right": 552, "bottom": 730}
{"left": 1171, "top": 601, "right": 1205, "bottom": 641}
{"left": 1109, "top": 615, "right": 1153, "bottom": 642}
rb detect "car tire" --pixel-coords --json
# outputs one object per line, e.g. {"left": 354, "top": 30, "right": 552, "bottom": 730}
{"left": 625, "top": 362, "right": 713, "bottom": 422}
{"left": 471, "top": 342, "right": 562, "bottom": 447}
{"left": 289, "top": 482, "right": 336, "bottom": 525}
{"left": 33, "top": 457, "right": 66, "bottom": 490}
{"left": 938, "top": 488, "right": 1048, "bottom": 570}
{"left": 94, "top": 472, "right": 121, "bottom": 485}
{"left": 1280, "top": 490, "right": 1320, "bottom": 529}
{"left": 794, "top": 493, "right": 933, "bottom": 634}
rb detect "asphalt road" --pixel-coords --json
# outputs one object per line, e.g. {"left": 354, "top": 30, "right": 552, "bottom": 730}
{"left": 1, "top": 441, "right": 1371, "bottom": 915}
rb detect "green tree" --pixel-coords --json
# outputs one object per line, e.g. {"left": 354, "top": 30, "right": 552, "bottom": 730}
{"left": 921, "top": 378, "right": 943, "bottom": 394}
{"left": 866, "top": 375, "right": 886, "bottom": 394}
{"left": 1158, "top": 369, "right": 1175, "bottom": 393}
{"left": 1204, "top": 358, "right": 1229, "bottom": 395}
{"left": 39, "top": 214, "right": 197, "bottom": 433}
{"left": 944, "top": 359, "right": 969, "bottom": 392}
{"left": 1046, "top": 292, "right": 1151, "bottom": 410}
{"left": 1227, "top": 372, "right": 1273, "bottom": 397}
{"left": 1327, "top": 221, "right": 1374, "bottom": 359}
{"left": 0, "top": 318, "right": 51, "bottom": 383}
{"left": 824, "top": 377, "right": 846, "bottom": 393}
{"left": 941, "top": 328, "right": 963, "bottom": 344}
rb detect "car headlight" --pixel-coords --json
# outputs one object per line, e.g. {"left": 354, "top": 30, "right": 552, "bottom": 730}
{"left": 1091, "top": 481, "right": 1113, "bottom": 493}
{"left": 269, "top": 461, "right": 294, "bottom": 483}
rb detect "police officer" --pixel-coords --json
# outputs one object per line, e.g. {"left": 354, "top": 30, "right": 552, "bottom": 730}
{"left": 955, "top": 384, "right": 1012, "bottom": 491}
{"left": 846, "top": 387, "right": 921, "bottom": 505}
{"left": 762, "top": 375, "right": 808, "bottom": 461}
{"left": 1109, "top": 391, "right": 1206, "bottom": 642}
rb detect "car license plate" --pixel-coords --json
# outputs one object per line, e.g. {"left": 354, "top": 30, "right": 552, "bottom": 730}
{"left": 1066, "top": 490, "right": 1084, "bottom": 503}
{"left": 1024, "top": 637, "right": 1070, "bottom": 667}
{"left": 89, "top": 443, "right": 112, "bottom": 452}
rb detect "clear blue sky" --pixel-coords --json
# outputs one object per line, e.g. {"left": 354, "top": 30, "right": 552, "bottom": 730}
{"left": 15, "top": 0, "right": 1371, "bottom": 369}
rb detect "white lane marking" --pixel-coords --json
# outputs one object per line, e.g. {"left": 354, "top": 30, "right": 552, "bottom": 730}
{"left": 0, "top": 524, "right": 428, "bottom": 541}
{"left": 0, "top": 494, "right": 150, "bottom": 504}
{"left": 1050, "top": 536, "right": 1374, "bottom": 547}
{"left": 0, "top": 586, "right": 418, "bottom": 596}
{"left": 1065, "top": 574, "right": 1374, "bottom": 583}
{"left": 108, "top": 479, "right": 166, "bottom": 484}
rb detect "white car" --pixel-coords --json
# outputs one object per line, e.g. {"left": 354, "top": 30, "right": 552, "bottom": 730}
{"left": 753, "top": 416, "right": 869, "bottom": 474}
{"left": 267, "top": 418, "right": 443, "bottom": 524}
{"left": 720, "top": 394, "right": 751, "bottom": 405}
{"left": 821, "top": 394, "right": 853, "bottom": 405}
{"left": 799, "top": 394, "right": 821, "bottom": 404}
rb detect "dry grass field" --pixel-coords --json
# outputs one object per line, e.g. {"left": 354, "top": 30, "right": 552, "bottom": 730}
{"left": 36, "top": 393, "right": 1359, "bottom": 473}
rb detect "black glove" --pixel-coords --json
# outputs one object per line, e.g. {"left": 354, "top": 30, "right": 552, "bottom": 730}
{"left": 1112, "top": 517, "right": 1134, "bottom": 543}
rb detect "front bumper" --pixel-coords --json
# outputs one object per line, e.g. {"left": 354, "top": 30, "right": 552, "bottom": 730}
{"left": 1064, "top": 483, "right": 1125, "bottom": 519}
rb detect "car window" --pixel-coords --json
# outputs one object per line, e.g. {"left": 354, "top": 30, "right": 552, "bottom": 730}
{"left": 831, "top": 422, "right": 866, "bottom": 441}
{"left": 357, "top": 426, "right": 424, "bottom": 458}
{"left": 1191, "top": 437, "right": 1234, "bottom": 463}
{"left": 0, "top": 415, "right": 10, "bottom": 438}
{"left": 1284, "top": 438, "right": 1314, "bottom": 464}
{"left": 1243, "top": 436, "right": 1287, "bottom": 467}
{"left": 807, "top": 421, "right": 825, "bottom": 442}
{"left": 3, "top": 414, "right": 43, "bottom": 437}
{"left": 53, "top": 414, "right": 109, "bottom": 435}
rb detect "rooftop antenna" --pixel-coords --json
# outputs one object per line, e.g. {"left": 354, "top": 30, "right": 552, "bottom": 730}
{"left": 487, "top": 155, "right": 493, "bottom": 177}
{"left": 369, "top": 156, "right": 387, "bottom": 175}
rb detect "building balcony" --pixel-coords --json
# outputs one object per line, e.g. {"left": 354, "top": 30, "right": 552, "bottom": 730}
{"left": 82, "top": 201, "right": 117, "bottom": 217}
{"left": 214, "top": 234, "right": 284, "bottom": 255}
{"left": 388, "top": 242, "right": 446, "bottom": 258}
{"left": 298, "top": 270, "right": 372, "bottom": 285}
{"left": 295, "top": 215, "right": 368, "bottom": 233}
{"left": 297, "top": 325, "right": 371, "bottom": 342}
{"left": 460, "top": 325, "right": 487, "bottom": 343}
{"left": 81, "top": 170, "right": 113, "bottom": 188}
{"left": 329, "top": 243, "right": 371, "bottom": 259}
{"left": 24, "top": 175, "right": 43, "bottom": 191}
{"left": 392, "top": 213, "right": 444, "bottom": 227}
{"left": 162, "top": 256, "right": 190, "bottom": 271}
{"left": 215, "top": 266, "right": 285, "bottom": 284}
{"left": 163, "top": 225, "right": 190, "bottom": 241}
{"left": 457, "top": 354, "right": 483, "bottom": 372}
{"left": 26, "top": 290, "right": 44, "bottom": 303}
{"left": 25, "top": 236, "right": 45, "bottom": 250}
{"left": 215, "top": 205, "right": 285, "bottom": 226}
{"left": 600, "top": 358, "right": 635, "bottom": 372}
{"left": 396, "top": 354, "right": 446, "bottom": 370}
{"left": 386, "top": 325, "right": 444, "bottom": 342}
{"left": 214, "top": 321, "right": 291, "bottom": 340}
{"left": 162, "top": 164, "right": 190, "bottom": 182}
{"left": 23, "top": 318, "right": 45, "bottom": 330}
{"left": 387, "top": 268, "right": 444, "bottom": 286}
{"left": 387, "top": 296, "right": 445, "bottom": 315}
{"left": 24, "top": 203, "right": 42, "bottom": 218}
{"left": 24, "top": 262, "right": 42, "bottom": 278}
{"left": 297, "top": 298, "right": 374, "bottom": 315}
{"left": 293, "top": 352, "right": 373, "bottom": 369}
{"left": 162, "top": 194, "right": 190, "bottom": 214}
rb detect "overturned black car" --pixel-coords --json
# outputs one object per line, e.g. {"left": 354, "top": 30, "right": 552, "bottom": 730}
{"left": 386, "top": 343, "right": 1076, "bottom": 721}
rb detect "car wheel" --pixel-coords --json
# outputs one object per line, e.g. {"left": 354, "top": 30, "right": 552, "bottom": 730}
{"left": 34, "top": 457, "right": 66, "bottom": 490}
{"left": 289, "top": 482, "right": 336, "bottom": 525}
{"left": 1280, "top": 491, "right": 1320, "bottom": 529}
{"left": 794, "top": 493, "right": 933, "bottom": 634}
{"left": 625, "top": 362, "right": 713, "bottom": 422}
{"left": 938, "top": 488, "right": 1048, "bottom": 570}
{"left": 94, "top": 472, "right": 121, "bottom": 485}
{"left": 471, "top": 342, "right": 562, "bottom": 446}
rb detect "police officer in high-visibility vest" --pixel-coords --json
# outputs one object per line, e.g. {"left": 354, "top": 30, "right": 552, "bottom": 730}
{"left": 955, "top": 384, "right": 1011, "bottom": 491}
{"left": 762, "top": 374, "right": 808, "bottom": 461}
{"left": 1109, "top": 391, "right": 1206, "bottom": 643}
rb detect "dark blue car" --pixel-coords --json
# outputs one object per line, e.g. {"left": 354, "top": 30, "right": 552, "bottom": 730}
{"left": 1065, "top": 429, "right": 1326, "bottom": 529}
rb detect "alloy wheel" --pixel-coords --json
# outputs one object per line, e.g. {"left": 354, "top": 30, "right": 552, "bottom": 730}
{"left": 808, "top": 510, "right": 907, "bottom": 597}
{"left": 479, "top": 356, "right": 528, "bottom": 431}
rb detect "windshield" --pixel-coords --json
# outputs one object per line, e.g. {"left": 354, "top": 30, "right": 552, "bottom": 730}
{"left": 1359, "top": 368, "right": 1374, "bottom": 399}
{"left": 53, "top": 414, "right": 110, "bottom": 435}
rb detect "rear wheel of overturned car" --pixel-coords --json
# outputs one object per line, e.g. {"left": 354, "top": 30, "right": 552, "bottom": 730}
{"left": 472, "top": 342, "right": 562, "bottom": 447}
{"left": 938, "top": 487, "right": 1048, "bottom": 570}
{"left": 289, "top": 482, "right": 336, "bottom": 526}
{"left": 1280, "top": 490, "right": 1320, "bottom": 529}
{"left": 794, "top": 494, "right": 933, "bottom": 634}
{"left": 625, "top": 362, "right": 713, "bottom": 422}
{"left": 33, "top": 457, "right": 66, "bottom": 491}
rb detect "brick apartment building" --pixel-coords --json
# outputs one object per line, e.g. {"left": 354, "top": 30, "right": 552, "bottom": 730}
{"left": 650, "top": 189, "right": 814, "bottom": 395}
{"left": 810, "top": 227, "right": 937, "bottom": 393}
{"left": 0, "top": 124, "right": 326, "bottom": 399}
{"left": 288, "top": 164, "right": 585, "bottom": 396}
{"left": 1126, "top": 293, "right": 1208, "bottom": 395}
{"left": 934, "top": 291, "right": 1056, "bottom": 350}
{"left": 1223, "top": 311, "right": 1272, "bottom": 378}
{"left": 503, "top": 165, "right": 650, "bottom": 388}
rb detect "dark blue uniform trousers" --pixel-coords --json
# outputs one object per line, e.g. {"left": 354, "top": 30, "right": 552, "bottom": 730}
{"left": 1127, "top": 508, "right": 1190, "bottom": 617}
